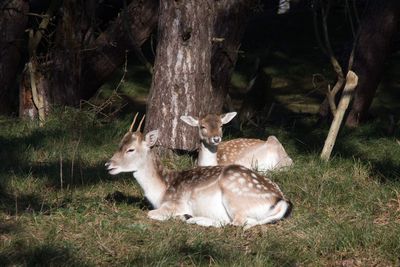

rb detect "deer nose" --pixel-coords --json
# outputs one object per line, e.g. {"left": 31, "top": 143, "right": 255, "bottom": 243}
{"left": 211, "top": 136, "right": 221, "bottom": 144}
{"left": 105, "top": 161, "right": 111, "bottom": 168}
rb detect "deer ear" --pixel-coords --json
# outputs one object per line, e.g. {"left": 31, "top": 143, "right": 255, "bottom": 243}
{"left": 145, "top": 130, "right": 159, "bottom": 147}
{"left": 180, "top": 115, "right": 199, "bottom": 127}
{"left": 220, "top": 112, "right": 237, "bottom": 124}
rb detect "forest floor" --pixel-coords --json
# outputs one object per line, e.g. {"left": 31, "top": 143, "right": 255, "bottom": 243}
{"left": 2, "top": 12, "right": 400, "bottom": 265}
{"left": 1, "top": 105, "right": 400, "bottom": 266}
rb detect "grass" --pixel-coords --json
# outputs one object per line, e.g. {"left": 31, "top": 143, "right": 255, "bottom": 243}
{"left": 1, "top": 108, "right": 400, "bottom": 266}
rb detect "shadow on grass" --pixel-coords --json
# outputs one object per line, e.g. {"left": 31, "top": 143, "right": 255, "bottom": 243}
{"left": 129, "top": 238, "right": 299, "bottom": 266}
{"left": 0, "top": 128, "right": 64, "bottom": 173}
{"left": 105, "top": 190, "right": 152, "bottom": 210}
{"left": 0, "top": 221, "right": 20, "bottom": 235}
{"left": 0, "top": 242, "right": 89, "bottom": 267}
{"left": 129, "top": 241, "right": 230, "bottom": 266}
{"left": 334, "top": 137, "right": 400, "bottom": 183}
{"left": 0, "top": 161, "right": 125, "bottom": 215}
{"left": 0, "top": 119, "right": 121, "bottom": 188}
{"left": 0, "top": 189, "right": 52, "bottom": 216}
{"left": 368, "top": 159, "right": 400, "bottom": 183}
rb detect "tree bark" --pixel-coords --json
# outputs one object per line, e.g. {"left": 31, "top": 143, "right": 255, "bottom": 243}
{"left": 80, "top": 0, "right": 159, "bottom": 100}
{"left": 145, "top": 0, "right": 252, "bottom": 151}
{"left": 145, "top": 0, "right": 216, "bottom": 151}
{"left": 210, "top": 0, "right": 252, "bottom": 112}
{"left": 0, "top": 0, "right": 29, "bottom": 114}
{"left": 345, "top": 0, "right": 400, "bottom": 127}
{"left": 48, "top": 0, "right": 85, "bottom": 106}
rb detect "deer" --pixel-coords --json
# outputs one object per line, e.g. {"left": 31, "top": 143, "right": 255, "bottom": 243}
{"left": 105, "top": 114, "right": 292, "bottom": 229}
{"left": 180, "top": 112, "right": 293, "bottom": 171}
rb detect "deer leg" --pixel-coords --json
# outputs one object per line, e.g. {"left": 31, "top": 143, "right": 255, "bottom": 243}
{"left": 148, "top": 208, "right": 173, "bottom": 221}
{"left": 147, "top": 201, "right": 192, "bottom": 221}
{"left": 230, "top": 212, "right": 246, "bottom": 226}
{"left": 186, "top": 216, "right": 227, "bottom": 227}
{"left": 147, "top": 201, "right": 185, "bottom": 221}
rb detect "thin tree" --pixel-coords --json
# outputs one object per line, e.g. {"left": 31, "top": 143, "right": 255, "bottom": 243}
{"left": 321, "top": 70, "right": 358, "bottom": 161}
{"left": 312, "top": 0, "right": 359, "bottom": 160}
{"left": 0, "top": 0, "right": 29, "bottom": 114}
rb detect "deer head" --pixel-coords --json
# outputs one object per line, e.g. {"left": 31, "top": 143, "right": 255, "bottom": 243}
{"left": 105, "top": 114, "right": 158, "bottom": 175}
{"left": 180, "top": 112, "right": 237, "bottom": 146}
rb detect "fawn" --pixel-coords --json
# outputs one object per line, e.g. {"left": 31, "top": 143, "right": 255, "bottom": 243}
{"left": 180, "top": 112, "right": 293, "bottom": 170}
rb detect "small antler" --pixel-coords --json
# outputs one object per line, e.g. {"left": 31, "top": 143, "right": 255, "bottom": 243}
{"left": 129, "top": 113, "right": 139, "bottom": 132}
{"left": 137, "top": 114, "right": 146, "bottom": 132}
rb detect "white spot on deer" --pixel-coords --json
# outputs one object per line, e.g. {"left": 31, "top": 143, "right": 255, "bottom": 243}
{"left": 251, "top": 173, "right": 257, "bottom": 179}
{"left": 233, "top": 173, "right": 242, "bottom": 179}
{"left": 228, "top": 183, "right": 236, "bottom": 190}
{"left": 262, "top": 193, "right": 272, "bottom": 199}
{"left": 238, "top": 178, "right": 246, "bottom": 184}
{"left": 232, "top": 188, "right": 240, "bottom": 193}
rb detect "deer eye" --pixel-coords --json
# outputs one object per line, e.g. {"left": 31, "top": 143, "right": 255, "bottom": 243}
{"left": 126, "top": 148, "right": 135, "bottom": 153}
{"left": 200, "top": 125, "right": 206, "bottom": 130}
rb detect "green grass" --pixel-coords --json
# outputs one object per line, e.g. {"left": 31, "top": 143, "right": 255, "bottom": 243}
{"left": 1, "top": 109, "right": 400, "bottom": 266}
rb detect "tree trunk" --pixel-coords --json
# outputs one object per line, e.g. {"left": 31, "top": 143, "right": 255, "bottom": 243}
{"left": 0, "top": 0, "right": 29, "bottom": 114}
{"left": 345, "top": 0, "right": 400, "bottom": 127}
{"left": 80, "top": 0, "right": 159, "bottom": 100}
{"left": 145, "top": 0, "right": 216, "bottom": 151}
{"left": 145, "top": 0, "right": 252, "bottom": 151}
{"left": 210, "top": 0, "right": 252, "bottom": 112}
{"left": 48, "top": 0, "right": 85, "bottom": 106}
{"left": 19, "top": 0, "right": 158, "bottom": 119}
{"left": 19, "top": 0, "right": 89, "bottom": 119}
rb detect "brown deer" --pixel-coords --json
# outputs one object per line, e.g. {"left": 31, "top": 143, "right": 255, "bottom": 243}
{"left": 180, "top": 112, "right": 293, "bottom": 170}
{"left": 105, "top": 114, "right": 292, "bottom": 229}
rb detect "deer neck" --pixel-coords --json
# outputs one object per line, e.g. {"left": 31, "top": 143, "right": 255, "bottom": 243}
{"left": 197, "top": 141, "right": 218, "bottom": 166}
{"left": 133, "top": 153, "right": 167, "bottom": 209}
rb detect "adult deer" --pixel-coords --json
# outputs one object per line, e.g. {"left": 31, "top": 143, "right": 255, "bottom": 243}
{"left": 180, "top": 112, "right": 293, "bottom": 170}
{"left": 105, "top": 114, "right": 292, "bottom": 229}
